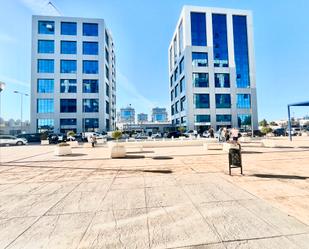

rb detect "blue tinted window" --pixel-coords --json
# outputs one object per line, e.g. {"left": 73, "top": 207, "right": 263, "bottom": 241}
{"left": 37, "top": 79, "right": 54, "bottom": 93}
{"left": 83, "top": 23, "right": 98, "bottom": 36}
{"left": 106, "top": 119, "right": 110, "bottom": 131}
{"left": 237, "top": 94, "right": 251, "bottom": 108}
{"left": 191, "top": 12, "right": 206, "bottom": 46}
{"left": 83, "top": 99, "right": 99, "bottom": 112}
{"left": 83, "top": 79, "right": 99, "bottom": 93}
{"left": 238, "top": 114, "right": 251, "bottom": 128}
{"left": 215, "top": 94, "right": 231, "bottom": 108}
{"left": 61, "top": 41, "right": 77, "bottom": 54}
{"left": 37, "top": 119, "right": 54, "bottom": 132}
{"left": 61, "top": 22, "right": 77, "bottom": 35}
{"left": 60, "top": 79, "right": 77, "bottom": 93}
{"left": 83, "top": 42, "right": 98, "bottom": 55}
{"left": 233, "top": 15, "right": 250, "bottom": 88}
{"left": 105, "top": 65, "right": 109, "bottom": 79}
{"left": 193, "top": 73, "right": 209, "bottom": 87}
{"left": 215, "top": 73, "right": 230, "bottom": 88}
{"left": 170, "top": 90, "right": 174, "bottom": 101}
{"left": 106, "top": 101, "right": 110, "bottom": 114}
{"left": 106, "top": 83, "right": 109, "bottom": 96}
{"left": 194, "top": 94, "right": 209, "bottom": 108}
{"left": 105, "top": 31, "right": 109, "bottom": 46}
{"left": 60, "top": 119, "right": 76, "bottom": 125}
{"left": 216, "top": 115, "right": 232, "bottom": 122}
{"left": 83, "top": 118, "right": 99, "bottom": 131}
{"left": 60, "top": 99, "right": 77, "bottom": 113}
{"left": 175, "top": 101, "right": 179, "bottom": 113}
{"left": 180, "top": 96, "right": 186, "bottom": 111}
{"left": 195, "top": 115, "right": 210, "bottom": 123}
{"left": 38, "top": 40, "right": 54, "bottom": 53}
{"left": 192, "top": 52, "right": 208, "bottom": 67}
{"left": 180, "top": 77, "right": 185, "bottom": 93}
{"left": 83, "top": 60, "right": 98, "bottom": 74}
{"left": 174, "top": 67, "right": 178, "bottom": 82}
{"left": 213, "top": 14, "right": 229, "bottom": 67}
{"left": 38, "top": 59, "right": 54, "bottom": 73}
{"left": 37, "top": 99, "right": 54, "bottom": 113}
{"left": 179, "top": 58, "right": 184, "bottom": 75}
{"left": 61, "top": 60, "right": 77, "bottom": 73}
{"left": 178, "top": 21, "right": 183, "bottom": 55}
{"left": 38, "top": 21, "right": 54, "bottom": 34}
{"left": 175, "top": 84, "right": 179, "bottom": 98}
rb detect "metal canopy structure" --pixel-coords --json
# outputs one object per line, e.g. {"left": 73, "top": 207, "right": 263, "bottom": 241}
{"left": 287, "top": 101, "right": 309, "bottom": 141}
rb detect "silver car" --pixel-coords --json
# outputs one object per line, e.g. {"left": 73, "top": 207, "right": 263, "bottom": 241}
{"left": 0, "top": 135, "right": 28, "bottom": 146}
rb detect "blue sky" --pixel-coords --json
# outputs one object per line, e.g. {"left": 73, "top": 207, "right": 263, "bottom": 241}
{"left": 0, "top": 0, "right": 309, "bottom": 122}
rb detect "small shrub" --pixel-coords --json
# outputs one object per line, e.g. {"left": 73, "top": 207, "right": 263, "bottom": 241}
{"left": 112, "top": 130, "right": 122, "bottom": 140}
{"left": 58, "top": 142, "right": 70, "bottom": 147}
{"left": 261, "top": 127, "right": 273, "bottom": 134}
{"left": 67, "top": 130, "right": 75, "bottom": 137}
{"left": 178, "top": 126, "right": 186, "bottom": 134}
{"left": 40, "top": 132, "right": 48, "bottom": 140}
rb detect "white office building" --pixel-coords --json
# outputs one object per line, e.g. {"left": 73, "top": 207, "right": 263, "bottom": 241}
{"left": 169, "top": 6, "right": 258, "bottom": 133}
{"left": 31, "top": 15, "right": 116, "bottom": 134}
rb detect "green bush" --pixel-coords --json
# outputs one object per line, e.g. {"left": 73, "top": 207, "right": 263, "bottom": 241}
{"left": 67, "top": 130, "right": 75, "bottom": 137}
{"left": 40, "top": 132, "right": 48, "bottom": 140}
{"left": 178, "top": 126, "right": 186, "bottom": 134}
{"left": 58, "top": 142, "right": 69, "bottom": 147}
{"left": 261, "top": 127, "right": 273, "bottom": 134}
{"left": 112, "top": 130, "right": 122, "bottom": 140}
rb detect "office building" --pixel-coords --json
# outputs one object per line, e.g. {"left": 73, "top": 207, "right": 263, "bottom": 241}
{"left": 137, "top": 113, "right": 148, "bottom": 123}
{"left": 169, "top": 6, "right": 258, "bottom": 132}
{"left": 118, "top": 106, "right": 135, "bottom": 123}
{"left": 31, "top": 15, "right": 116, "bottom": 134}
{"left": 151, "top": 107, "right": 168, "bottom": 122}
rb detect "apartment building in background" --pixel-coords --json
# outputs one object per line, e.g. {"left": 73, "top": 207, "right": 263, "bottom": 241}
{"left": 137, "top": 113, "right": 148, "bottom": 123}
{"left": 30, "top": 15, "right": 116, "bottom": 134}
{"left": 117, "top": 106, "right": 135, "bottom": 124}
{"left": 169, "top": 6, "right": 258, "bottom": 132}
{"left": 151, "top": 107, "right": 168, "bottom": 122}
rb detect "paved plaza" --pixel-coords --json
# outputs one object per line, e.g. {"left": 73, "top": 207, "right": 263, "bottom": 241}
{"left": 0, "top": 137, "right": 309, "bottom": 248}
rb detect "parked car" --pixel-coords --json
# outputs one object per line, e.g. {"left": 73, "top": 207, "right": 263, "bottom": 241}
{"left": 273, "top": 128, "right": 286, "bottom": 137}
{"left": 82, "top": 132, "right": 107, "bottom": 142}
{"left": 17, "top": 133, "right": 41, "bottom": 143}
{"left": 166, "top": 131, "right": 185, "bottom": 138}
{"left": 135, "top": 133, "right": 148, "bottom": 139}
{"left": 0, "top": 135, "right": 28, "bottom": 146}
{"left": 286, "top": 128, "right": 302, "bottom": 136}
{"left": 202, "top": 131, "right": 220, "bottom": 139}
{"left": 151, "top": 133, "right": 162, "bottom": 138}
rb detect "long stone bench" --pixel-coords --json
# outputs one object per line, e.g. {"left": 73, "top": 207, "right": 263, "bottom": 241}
{"left": 223, "top": 142, "right": 241, "bottom": 152}
{"left": 203, "top": 143, "right": 223, "bottom": 150}
{"left": 261, "top": 139, "right": 277, "bottom": 148}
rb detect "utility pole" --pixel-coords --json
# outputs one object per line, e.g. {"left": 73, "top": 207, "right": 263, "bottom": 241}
{"left": 13, "top": 91, "right": 29, "bottom": 134}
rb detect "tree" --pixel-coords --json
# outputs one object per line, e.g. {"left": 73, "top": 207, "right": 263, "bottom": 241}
{"left": 259, "top": 119, "right": 268, "bottom": 127}
{"left": 112, "top": 130, "right": 122, "bottom": 141}
{"left": 178, "top": 126, "right": 186, "bottom": 134}
{"left": 269, "top": 121, "right": 278, "bottom": 126}
{"left": 261, "top": 127, "right": 272, "bottom": 134}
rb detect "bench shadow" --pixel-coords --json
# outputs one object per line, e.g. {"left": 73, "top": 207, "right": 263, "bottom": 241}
{"left": 126, "top": 151, "right": 155, "bottom": 154}
{"left": 142, "top": 169, "right": 173, "bottom": 174}
{"left": 152, "top": 156, "right": 174, "bottom": 160}
{"left": 241, "top": 151, "right": 263, "bottom": 154}
{"left": 252, "top": 174, "right": 308, "bottom": 180}
{"left": 61, "top": 153, "right": 87, "bottom": 157}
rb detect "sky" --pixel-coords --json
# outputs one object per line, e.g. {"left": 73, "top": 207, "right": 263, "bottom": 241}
{"left": 0, "top": 0, "right": 309, "bottom": 122}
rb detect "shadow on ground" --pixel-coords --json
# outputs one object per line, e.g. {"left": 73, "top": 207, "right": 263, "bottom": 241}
{"left": 252, "top": 173, "right": 308, "bottom": 180}
{"left": 152, "top": 156, "right": 174, "bottom": 160}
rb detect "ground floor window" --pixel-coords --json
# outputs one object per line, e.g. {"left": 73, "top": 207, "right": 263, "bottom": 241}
{"left": 83, "top": 118, "right": 99, "bottom": 132}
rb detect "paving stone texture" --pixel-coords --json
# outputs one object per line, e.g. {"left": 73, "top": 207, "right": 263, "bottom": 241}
{"left": 0, "top": 137, "right": 308, "bottom": 248}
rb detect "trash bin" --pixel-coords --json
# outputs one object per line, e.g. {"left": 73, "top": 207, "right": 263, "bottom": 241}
{"left": 228, "top": 146, "right": 242, "bottom": 175}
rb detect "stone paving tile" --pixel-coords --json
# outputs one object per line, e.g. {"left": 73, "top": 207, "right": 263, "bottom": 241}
{"left": 111, "top": 176, "right": 144, "bottom": 190}
{"left": 73, "top": 180, "right": 112, "bottom": 192}
{"left": 197, "top": 201, "right": 281, "bottom": 241}
{"left": 77, "top": 208, "right": 149, "bottom": 249}
{"left": 286, "top": 233, "right": 309, "bottom": 249}
{"left": 85, "top": 170, "right": 118, "bottom": 181}
{"left": 146, "top": 186, "right": 191, "bottom": 208}
{"left": 32, "top": 181, "right": 80, "bottom": 195}
{"left": 99, "top": 188, "right": 146, "bottom": 211}
{"left": 175, "top": 243, "right": 226, "bottom": 249}
{"left": 6, "top": 213, "right": 93, "bottom": 249}
{"left": 147, "top": 204, "right": 221, "bottom": 248}
{"left": 0, "top": 182, "right": 51, "bottom": 196}
{"left": 144, "top": 175, "right": 178, "bottom": 188}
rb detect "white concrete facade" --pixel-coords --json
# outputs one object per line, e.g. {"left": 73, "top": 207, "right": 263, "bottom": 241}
{"left": 31, "top": 15, "right": 116, "bottom": 134}
{"left": 169, "top": 6, "right": 258, "bottom": 132}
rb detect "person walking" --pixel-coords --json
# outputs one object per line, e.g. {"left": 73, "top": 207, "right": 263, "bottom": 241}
{"left": 209, "top": 127, "right": 214, "bottom": 138}
{"left": 90, "top": 135, "right": 96, "bottom": 148}
{"left": 231, "top": 127, "right": 239, "bottom": 143}
{"left": 221, "top": 127, "right": 226, "bottom": 142}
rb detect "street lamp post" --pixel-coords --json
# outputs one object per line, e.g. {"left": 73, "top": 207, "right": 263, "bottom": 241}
{"left": 0, "top": 82, "right": 5, "bottom": 131}
{"left": 13, "top": 91, "right": 29, "bottom": 134}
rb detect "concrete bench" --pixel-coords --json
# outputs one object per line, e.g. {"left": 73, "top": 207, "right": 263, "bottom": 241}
{"left": 223, "top": 142, "right": 240, "bottom": 152}
{"left": 239, "top": 137, "right": 251, "bottom": 143}
{"left": 67, "top": 141, "right": 79, "bottom": 148}
{"left": 261, "top": 139, "right": 277, "bottom": 148}
{"left": 125, "top": 144, "right": 143, "bottom": 152}
{"left": 41, "top": 140, "right": 49, "bottom": 145}
{"left": 203, "top": 143, "right": 223, "bottom": 150}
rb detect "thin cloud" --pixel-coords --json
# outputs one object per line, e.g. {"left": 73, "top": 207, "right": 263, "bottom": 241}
{"left": 20, "top": 0, "right": 61, "bottom": 16}
{"left": 0, "top": 75, "right": 30, "bottom": 88}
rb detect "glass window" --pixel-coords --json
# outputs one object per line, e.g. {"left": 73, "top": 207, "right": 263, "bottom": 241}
{"left": 105, "top": 65, "right": 109, "bottom": 79}
{"left": 215, "top": 73, "right": 230, "bottom": 88}
{"left": 180, "top": 77, "right": 185, "bottom": 93}
{"left": 37, "top": 79, "right": 54, "bottom": 93}
{"left": 83, "top": 118, "right": 99, "bottom": 131}
{"left": 175, "top": 101, "right": 179, "bottom": 113}
{"left": 238, "top": 114, "right": 251, "bottom": 128}
{"left": 212, "top": 14, "right": 229, "bottom": 67}
{"left": 195, "top": 115, "right": 210, "bottom": 123}
{"left": 83, "top": 79, "right": 99, "bottom": 93}
{"left": 106, "top": 118, "right": 110, "bottom": 131}
{"left": 174, "top": 67, "right": 178, "bottom": 82}
{"left": 237, "top": 94, "right": 251, "bottom": 108}
{"left": 61, "top": 60, "right": 77, "bottom": 73}
{"left": 192, "top": 52, "right": 208, "bottom": 67}
{"left": 37, "top": 99, "right": 54, "bottom": 113}
{"left": 216, "top": 115, "right": 232, "bottom": 122}
{"left": 60, "top": 99, "right": 77, "bottom": 113}
{"left": 60, "top": 119, "right": 76, "bottom": 126}
{"left": 173, "top": 36, "right": 177, "bottom": 64}
{"left": 105, "top": 48, "right": 109, "bottom": 62}
{"left": 60, "top": 79, "right": 77, "bottom": 93}
{"left": 175, "top": 84, "right": 179, "bottom": 98}
{"left": 190, "top": 12, "right": 206, "bottom": 46}
{"left": 233, "top": 15, "right": 250, "bottom": 88}
{"left": 170, "top": 90, "right": 174, "bottom": 101}
{"left": 83, "top": 23, "right": 98, "bottom": 36}
{"left": 193, "top": 73, "right": 209, "bottom": 87}
{"left": 105, "top": 31, "right": 109, "bottom": 46}
{"left": 169, "top": 47, "right": 173, "bottom": 71}
{"left": 83, "top": 42, "right": 98, "bottom": 55}
{"left": 194, "top": 94, "right": 210, "bottom": 108}
{"left": 83, "top": 99, "right": 99, "bottom": 112}
{"left": 179, "top": 58, "right": 184, "bottom": 75}
{"left": 83, "top": 60, "right": 98, "bottom": 74}
{"left": 106, "top": 101, "right": 110, "bottom": 114}
{"left": 38, "top": 21, "right": 54, "bottom": 34}
{"left": 181, "top": 116, "right": 186, "bottom": 124}
{"left": 170, "top": 75, "right": 173, "bottom": 87}
{"left": 215, "top": 94, "right": 231, "bottom": 108}
{"left": 180, "top": 96, "right": 186, "bottom": 111}
{"left": 171, "top": 104, "right": 174, "bottom": 115}
{"left": 38, "top": 59, "right": 54, "bottom": 73}
{"left": 38, "top": 40, "right": 54, "bottom": 53}
{"left": 178, "top": 20, "right": 183, "bottom": 55}
{"left": 106, "top": 83, "right": 109, "bottom": 96}
{"left": 61, "top": 22, "right": 77, "bottom": 35}
{"left": 37, "top": 119, "right": 54, "bottom": 132}
{"left": 61, "top": 41, "right": 76, "bottom": 54}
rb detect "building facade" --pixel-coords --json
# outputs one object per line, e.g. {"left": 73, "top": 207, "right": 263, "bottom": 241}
{"left": 137, "top": 113, "right": 148, "bottom": 123}
{"left": 118, "top": 106, "right": 135, "bottom": 124}
{"left": 31, "top": 16, "right": 116, "bottom": 134}
{"left": 169, "top": 6, "right": 258, "bottom": 133}
{"left": 151, "top": 107, "right": 168, "bottom": 122}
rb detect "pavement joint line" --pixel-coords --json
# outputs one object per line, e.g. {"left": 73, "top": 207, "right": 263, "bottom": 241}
{"left": 4, "top": 150, "right": 54, "bottom": 164}
{"left": 142, "top": 174, "right": 151, "bottom": 249}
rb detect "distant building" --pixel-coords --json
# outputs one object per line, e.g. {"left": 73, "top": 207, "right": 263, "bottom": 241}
{"left": 119, "top": 106, "right": 135, "bottom": 123}
{"left": 0, "top": 118, "right": 31, "bottom": 135}
{"left": 151, "top": 107, "right": 168, "bottom": 122}
{"left": 137, "top": 113, "right": 148, "bottom": 123}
